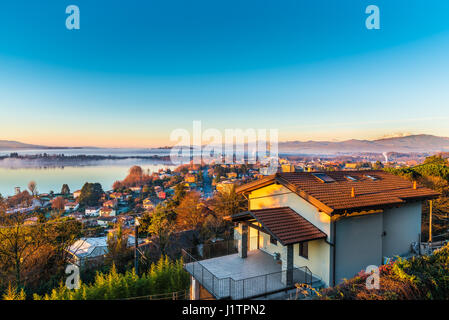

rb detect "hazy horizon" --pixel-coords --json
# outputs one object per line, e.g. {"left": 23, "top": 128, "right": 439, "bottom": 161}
{"left": 1, "top": 132, "right": 448, "bottom": 150}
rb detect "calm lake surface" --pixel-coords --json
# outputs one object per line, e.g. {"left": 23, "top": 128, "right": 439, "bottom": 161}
{"left": 0, "top": 149, "right": 176, "bottom": 196}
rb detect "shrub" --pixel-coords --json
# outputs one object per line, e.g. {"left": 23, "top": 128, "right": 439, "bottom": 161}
{"left": 319, "top": 243, "right": 449, "bottom": 300}
{"left": 32, "top": 256, "right": 190, "bottom": 300}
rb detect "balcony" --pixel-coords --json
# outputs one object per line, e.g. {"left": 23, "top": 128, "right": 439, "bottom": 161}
{"left": 182, "top": 240, "right": 317, "bottom": 300}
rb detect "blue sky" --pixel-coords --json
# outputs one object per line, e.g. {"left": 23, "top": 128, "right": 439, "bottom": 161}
{"left": 0, "top": 0, "right": 448, "bottom": 147}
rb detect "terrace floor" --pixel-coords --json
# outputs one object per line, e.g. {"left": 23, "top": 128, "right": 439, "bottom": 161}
{"left": 199, "top": 249, "right": 282, "bottom": 280}
{"left": 185, "top": 249, "right": 320, "bottom": 299}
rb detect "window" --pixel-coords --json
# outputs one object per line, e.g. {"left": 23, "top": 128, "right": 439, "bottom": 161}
{"left": 365, "top": 175, "right": 378, "bottom": 181}
{"left": 299, "top": 242, "right": 308, "bottom": 259}
{"left": 345, "top": 175, "right": 357, "bottom": 182}
{"left": 312, "top": 173, "right": 335, "bottom": 183}
{"left": 270, "top": 235, "right": 277, "bottom": 245}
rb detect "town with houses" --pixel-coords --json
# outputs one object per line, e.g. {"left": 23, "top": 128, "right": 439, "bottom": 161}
{"left": 2, "top": 152, "right": 446, "bottom": 300}
{"left": 6, "top": 155, "right": 411, "bottom": 236}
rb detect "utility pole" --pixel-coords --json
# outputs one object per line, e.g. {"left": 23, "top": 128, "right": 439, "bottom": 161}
{"left": 134, "top": 217, "right": 140, "bottom": 275}
{"left": 429, "top": 200, "right": 433, "bottom": 243}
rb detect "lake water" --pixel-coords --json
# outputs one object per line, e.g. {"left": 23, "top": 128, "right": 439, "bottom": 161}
{"left": 0, "top": 149, "right": 176, "bottom": 196}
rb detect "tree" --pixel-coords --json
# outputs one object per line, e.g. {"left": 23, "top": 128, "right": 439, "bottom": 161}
{"left": 0, "top": 194, "right": 81, "bottom": 293}
{"left": 202, "top": 212, "right": 227, "bottom": 241}
{"left": 211, "top": 184, "right": 247, "bottom": 217}
{"left": 32, "top": 256, "right": 189, "bottom": 300}
{"left": 123, "top": 166, "right": 144, "bottom": 187}
{"left": 112, "top": 180, "right": 123, "bottom": 191}
{"left": 384, "top": 156, "right": 449, "bottom": 240}
{"left": 173, "top": 183, "right": 187, "bottom": 204}
{"left": 175, "top": 191, "right": 206, "bottom": 231}
{"left": 137, "top": 212, "right": 152, "bottom": 236}
{"left": 0, "top": 193, "right": 6, "bottom": 214}
{"left": 78, "top": 183, "right": 103, "bottom": 207}
{"left": 7, "top": 191, "right": 33, "bottom": 208}
{"left": 28, "top": 218, "right": 82, "bottom": 291}
{"left": 28, "top": 181, "right": 37, "bottom": 197}
{"left": 148, "top": 204, "right": 176, "bottom": 255}
{"left": 424, "top": 154, "right": 447, "bottom": 165}
{"left": 106, "top": 224, "right": 133, "bottom": 272}
{"left": 373, "top": 161, "right": 384, "bottom": 170}
{"left": 0, "top": 211, "right": 44, "bottom": 286}
{"left": 61, "top": 184, "right": 70, "bottom": 195}
{"left": 114, "top": 166, "right": 153, "bottom": 189}
{"left": 129, "top": 165, "right": 143, "bottom": 177}
{"left": 2, "top": 283, "right": 26, "bottom": 300}
{"left": 52, "top": 197, "right": 65, "bottom": 211}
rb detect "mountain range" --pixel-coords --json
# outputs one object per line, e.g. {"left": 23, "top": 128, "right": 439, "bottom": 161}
{"left": 278, "top": 134, "right": 449, "bottom": 154}
{"left": 0, "top": 140, "right": 49, "bottom": 150}
{"left": 2, "top": 134, "right": 449, "bottom": 154}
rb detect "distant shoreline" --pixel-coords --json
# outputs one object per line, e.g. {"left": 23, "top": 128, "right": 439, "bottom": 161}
{"left": 0, "top": 154, "right": 173, "bottom": 169}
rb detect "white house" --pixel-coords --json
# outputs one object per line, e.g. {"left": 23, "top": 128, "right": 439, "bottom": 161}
{"left": 97, "top": 216, "right": 117, "bottom": 227}
{"left": 65, "top": 202, "right": 79, "bottom": 212}
{"left": 99, "top": 207, "right": 116, "bottom": 217}
{"left": 85, "top": 207, "right": 100, "bottom": 217}
{"left": 130, "top": 186, "right": 142, "bottom": 193}
{"left": 73, "top": 190, "right": 82, "bottom": 199}
{"left": 68, "top": 235, "right": 135, "bottom": 266}
{"left": 68, "top": 237, "right": 109, "bottom": 266}
{"left": 184, "top": 170, "right": 438, "bottom": 300}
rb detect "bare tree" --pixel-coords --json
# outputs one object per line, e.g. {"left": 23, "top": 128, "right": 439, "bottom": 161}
{"left": 28, "top": 181, "right": 37, "bottom": 197}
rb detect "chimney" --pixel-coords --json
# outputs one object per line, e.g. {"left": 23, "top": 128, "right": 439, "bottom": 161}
{"left": 351, "top": 187, "right": 355, "bottom": 198}
{"left": 413, "top": 181, "right": 417, "bottom": 190}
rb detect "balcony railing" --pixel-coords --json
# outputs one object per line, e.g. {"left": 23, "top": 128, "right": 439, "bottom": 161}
{"left": 193, "top": 239, "right": 239, "bottom": 260}
{"left": 182, "top": 240, "right": 314, "bottom": 300}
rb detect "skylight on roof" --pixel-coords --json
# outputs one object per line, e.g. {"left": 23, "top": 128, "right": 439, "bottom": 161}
{"left": 345, "top": 175, "right": 357, "bottom": 182}
{"left": 312, "top": 173, "right": 335, "bottom": 183}
{"left": 365, "top": 175, "right": 378, "bottom": 181}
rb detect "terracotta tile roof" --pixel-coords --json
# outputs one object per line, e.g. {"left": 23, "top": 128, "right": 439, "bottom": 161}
{"left": 279, "top": 171, "right": 439, "bottom": 213}
{"left": 238, "top": 170, "right": 440, "bottom": 214}
{"left": 243, "top": 207, "right": 327, "bottom": 245}
{"left": 235, "top": 175, "right": 276, "bottom": 193}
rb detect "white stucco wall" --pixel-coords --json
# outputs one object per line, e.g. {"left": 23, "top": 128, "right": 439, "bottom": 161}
{"left": 250, "top": 230, "right": 331, "bottom": 286}
{"left": 248, "top": 184, "right": 331, "bottom": 237}
{"left": 246, "top": 184, "right": 331, "bottom": 286}
{"left": 249, "top": 224, "right": 259, "bottom": 250}
{"left": 233, "top": 223, "right": 262, "bottom": 252}
{"left": 293, "top": 239, "right": 330, "bottom": 286}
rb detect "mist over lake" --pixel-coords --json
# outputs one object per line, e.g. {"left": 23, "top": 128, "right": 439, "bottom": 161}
{"left": 0, "top": 148, "right": 176, "bottom": 196}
